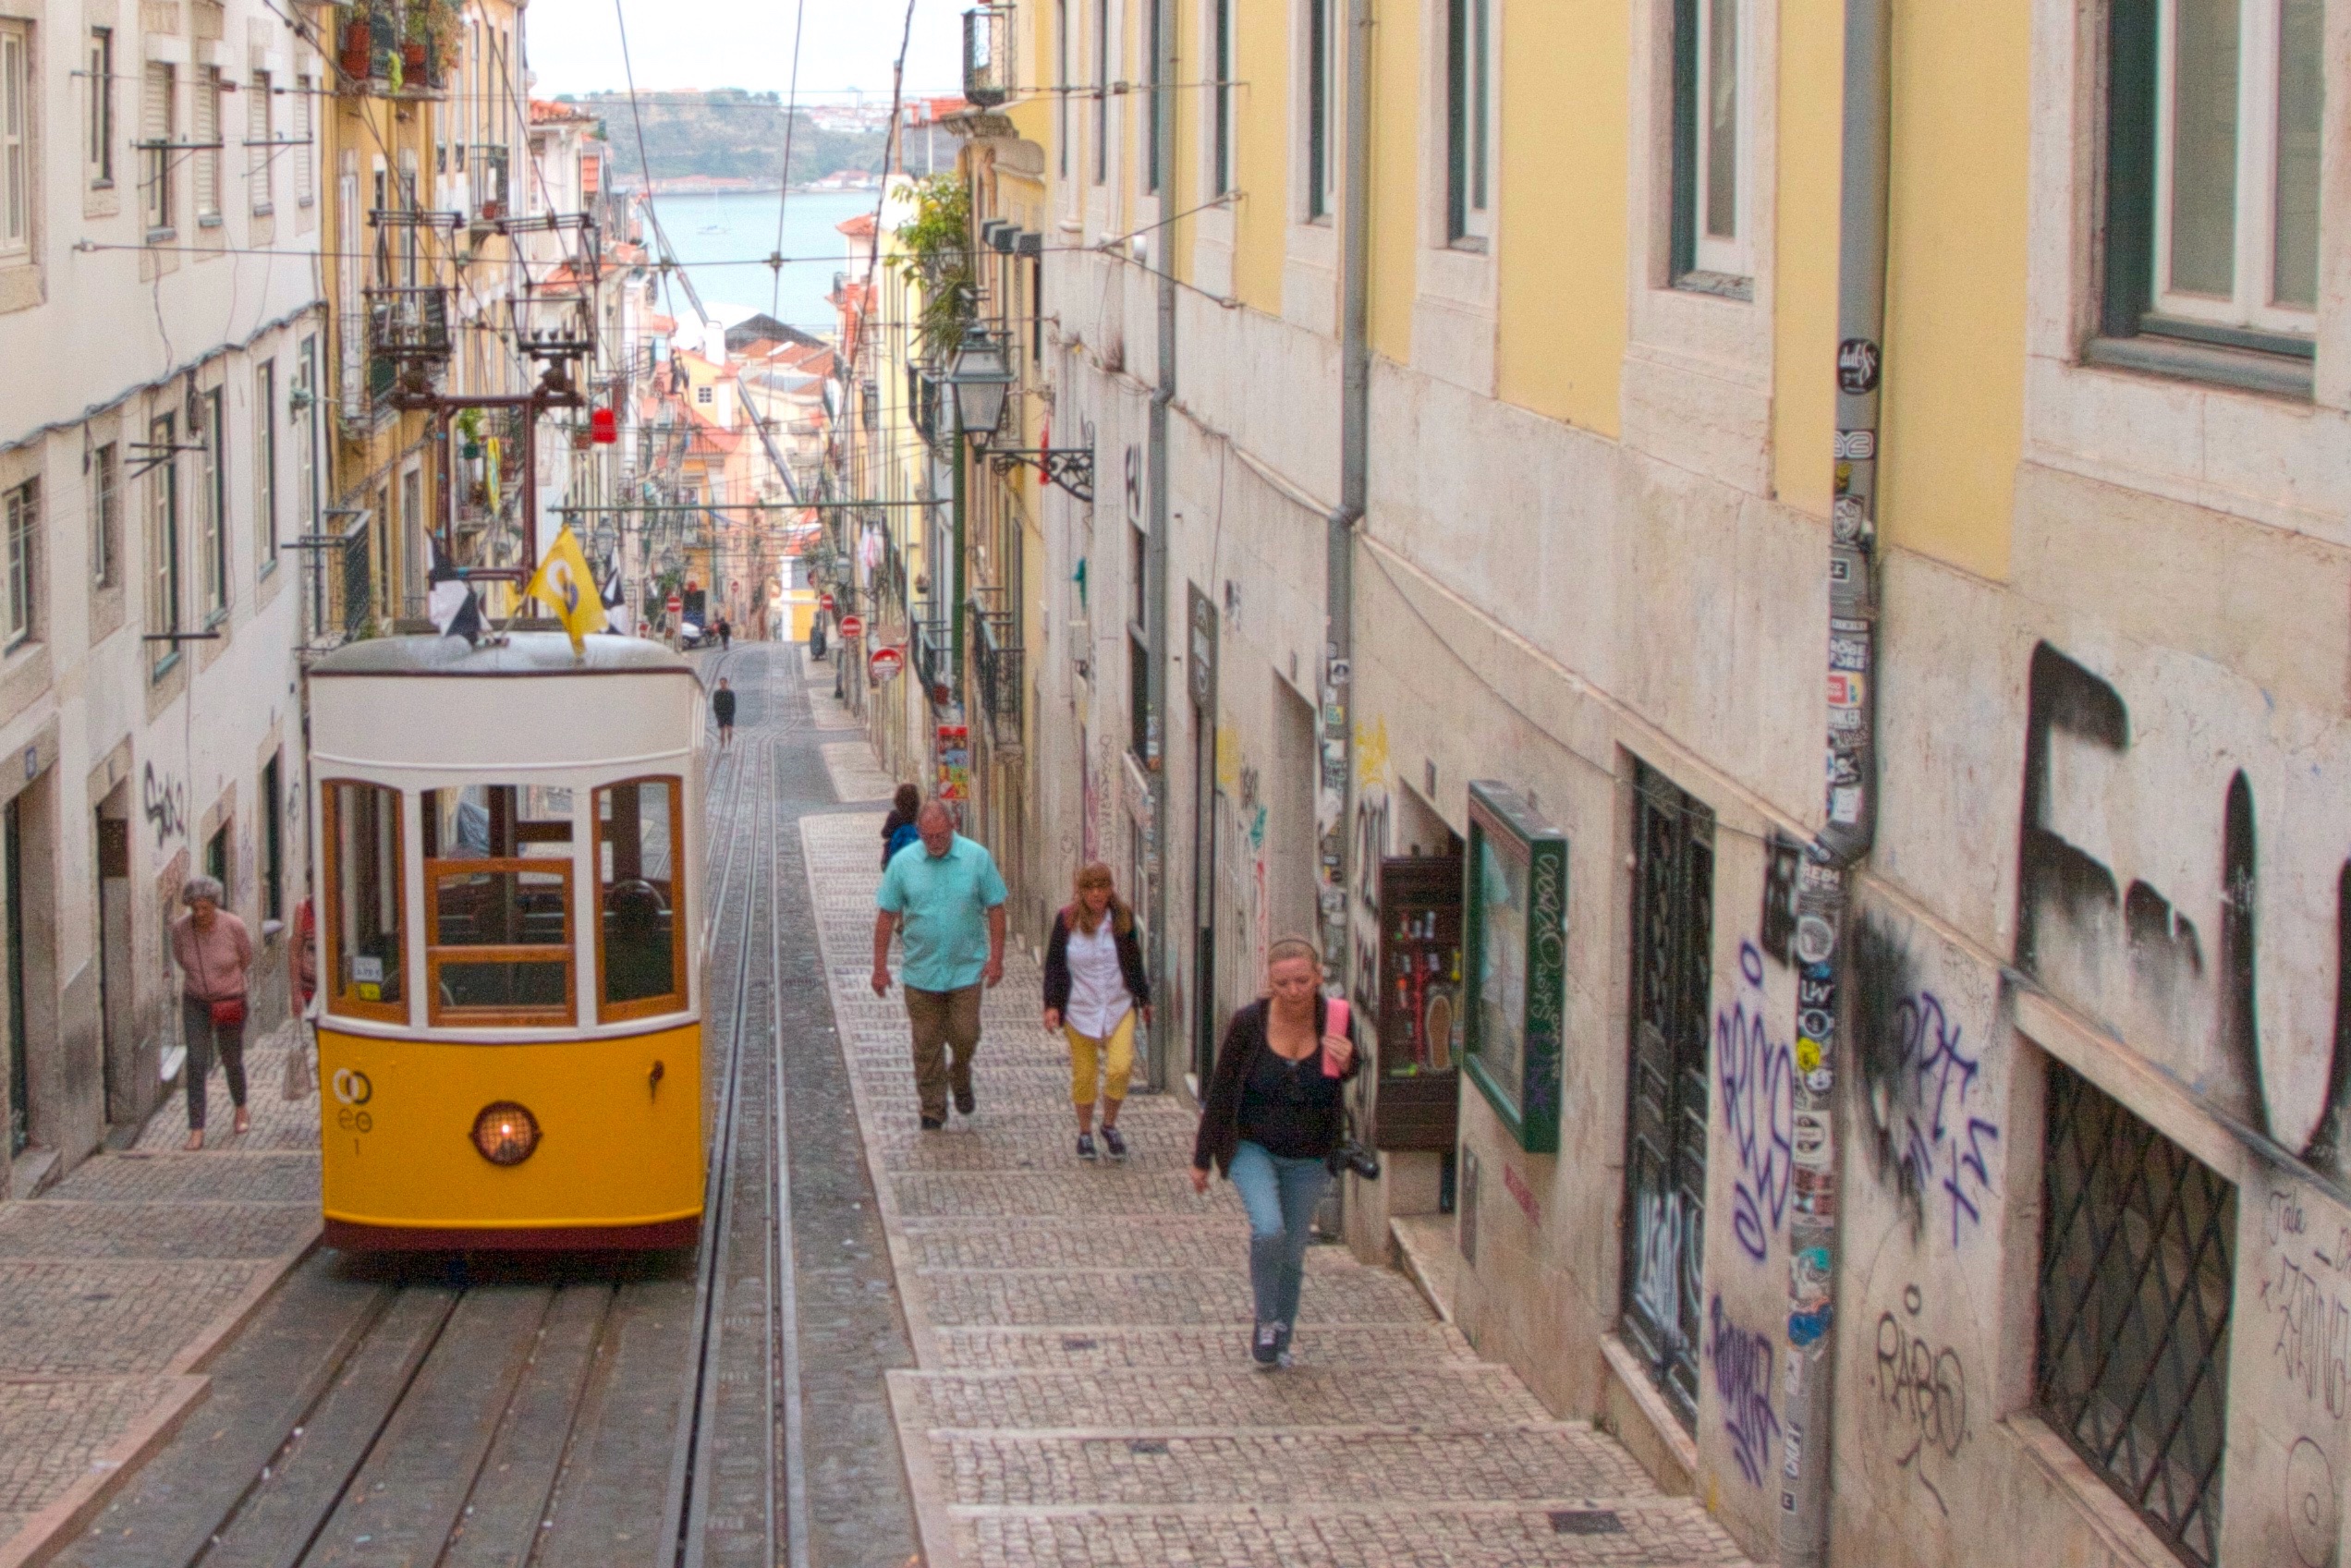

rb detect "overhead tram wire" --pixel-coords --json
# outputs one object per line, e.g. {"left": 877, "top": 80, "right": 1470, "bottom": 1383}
{"left": 767, "top": 0, "right": 811, "bottom": 325}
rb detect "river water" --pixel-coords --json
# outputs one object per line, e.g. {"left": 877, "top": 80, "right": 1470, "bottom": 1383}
{"left": 640, "top": 188, "right": 878, "bottom": 334}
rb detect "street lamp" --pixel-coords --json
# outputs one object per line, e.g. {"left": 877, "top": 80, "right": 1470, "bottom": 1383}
{"left": 944, "top": 330, "right": 1015, "bottom": 448}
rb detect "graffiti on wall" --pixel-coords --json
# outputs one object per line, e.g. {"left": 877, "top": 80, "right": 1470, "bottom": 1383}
{"left": 1707, "top": 1294, "right": 1780, "bottom": 1488}
{"left": 1630, "top": 1192, "right": 1688, "bottom": 1352}
{"left": 141, "top": 763, "right": 187, "bottom": 850}
{"left": 1719, "top": 942, "right": 1794, "bottom": 1265}
{"left": 1870, "top": 1283, "right": 1971, "bottom": 1516}
{"left": 1852, "top": 917, "right": 2001, "bottom": 1249}
{"left": 2017, "top": 640, "right": 2351, "bottom": 1171}
{"left": 2256, "top": 1184, "right": 2350, "bottom": 1568}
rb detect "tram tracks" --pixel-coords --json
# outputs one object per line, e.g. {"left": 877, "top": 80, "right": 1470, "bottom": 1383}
{"left": 57, "top": 648, "right": 809, "bottom": 1568}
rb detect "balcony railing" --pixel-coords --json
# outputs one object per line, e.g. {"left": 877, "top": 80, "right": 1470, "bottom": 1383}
{"left": 962, "top": 7, "right": 1015, "bottom": 107}
{"left": 911, "top": 610, "right": 953, "bottom": 711}
{"left": 971, "top": 590, "right": 1023, "bottom": 746}
{"left": 323, "top": 510, "right": 375, "bottom": 643}
{"left": 335, "top": 1, "right": 454, "bottom": 97}
{"left": 366, "top": 286, "right": 453, "bottom": 360}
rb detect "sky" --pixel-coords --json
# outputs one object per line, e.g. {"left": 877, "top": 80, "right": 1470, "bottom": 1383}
{"left": 525, "top": 0, "right": 969, "bottom": 103}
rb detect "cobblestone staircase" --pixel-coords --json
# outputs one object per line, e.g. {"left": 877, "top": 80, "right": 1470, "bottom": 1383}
{"left": 801, "top": 811, "right": 1757, "bottom": 1568}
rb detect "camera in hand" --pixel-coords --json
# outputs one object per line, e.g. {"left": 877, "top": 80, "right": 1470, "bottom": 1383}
{"left": 1326, "top": 1138, "right": 1381, "bottom": 1181}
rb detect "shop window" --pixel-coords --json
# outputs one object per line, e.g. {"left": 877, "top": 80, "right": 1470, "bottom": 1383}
{"left": 597, "top": 777, "right": 684, "bottom": 1019}
{"left": 1669, "top": 0, "right": 1752, "bottom": 288}
{"left": 1463, "top": 780, "right": 1566, "bottom": 1152}
{"left": 323, "top": 780, "right": 404, "bottom": 1021}
{"left": 422, "top": 784, "right": 575, "bottom": 1025}
{"left": 2097, "top": 0, "right": 2319, "bottom": 393}
{"left": 2036, "top": 1058, "right": 2235, "bottom": 1567}
{"left": 1618, "top": 760, "right": 1713, "bottom": 1428}
{"left": 1370, "top": 839, "right": 1465, "bottom": 1152}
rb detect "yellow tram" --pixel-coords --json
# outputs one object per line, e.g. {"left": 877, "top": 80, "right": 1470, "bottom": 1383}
{"left": 306, "top": 633, "right": 706, "bottom": 1250}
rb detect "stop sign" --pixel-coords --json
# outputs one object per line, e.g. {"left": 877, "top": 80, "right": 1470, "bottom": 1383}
{"left": 868, "top": 646, "right": 904, "bottom": 680}
{"left": 838, "top": 614, "right": 865, "bottom": 639}
{"left": 819, "top": 592, "right": 836, "bottom": 614}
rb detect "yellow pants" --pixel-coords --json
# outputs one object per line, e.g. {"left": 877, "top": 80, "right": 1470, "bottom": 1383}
{"left": 1066, "top": 1009, "right": 1136, "bottom": 1107}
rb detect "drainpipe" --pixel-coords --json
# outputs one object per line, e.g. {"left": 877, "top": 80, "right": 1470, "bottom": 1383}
{"left": 1779, "top": 0, "right": 1888, "bottom": 1558}
{"left": 1324, "top": 0, "right": 1371, "bottom": 990}
{"left": 1144, "top": 0, "right": 1179, "bottom": 1088}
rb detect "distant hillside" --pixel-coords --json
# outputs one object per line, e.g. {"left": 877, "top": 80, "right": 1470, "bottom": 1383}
{"left": 557, "top": 91, "right": 889, "bottom": 187}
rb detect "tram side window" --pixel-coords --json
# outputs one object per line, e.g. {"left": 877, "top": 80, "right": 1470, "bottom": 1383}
{"left": 324, "top": 782, "right": 405, "bottom": 1021}
{"left": 422, "top": 784, "right": 575, "bottom": 1024}
{"left": 597, "top": 777, "right": 683, "bottom": 1017}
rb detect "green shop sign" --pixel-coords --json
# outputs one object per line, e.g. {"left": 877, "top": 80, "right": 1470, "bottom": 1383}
{"left": 1463, "top": 781, "right": 1567, "bottom": 1154}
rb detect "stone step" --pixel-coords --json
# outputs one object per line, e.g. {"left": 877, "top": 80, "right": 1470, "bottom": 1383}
{"left": 936, "top": 1424, "right": 1659, "bottom": 1507}
{"left": 890, "top": 1170, "right": 1243, "bottom": 1222}
{"left": 899, "top": 1215, "right": 1353, "bottom": 1271}
{"left": 929, "top": 1322, "right": 1477, "bottom": 1373}
{"left": 912, "top": 1266, "right": 1436, "bottom": 1329}
{"left": 956, "top": 1501, "right": 1752, "bottom": 1567}
{"left": 896, "top": 1364, "right": 1553, "bottom": 1432}
{"left": 874, "top": 1132, "right": 1205, "bottom": 1176}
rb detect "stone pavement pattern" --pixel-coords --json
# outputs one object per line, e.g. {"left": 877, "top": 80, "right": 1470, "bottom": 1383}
{"left": 802, "top": 810, "right": 1758, "bottom": 1567}
{"left": 0, "top": 1020, "right": 318, "bottom": 1561}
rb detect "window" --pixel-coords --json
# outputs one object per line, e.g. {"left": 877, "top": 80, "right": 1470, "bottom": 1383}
{"left": 260, "top": 755, "right": 282, "bottom": 923}
{"left": 199, "top": 389, "right": 225, "bottom": 618}
{"left": 1093, "top": 0, "right": 1109, "bottom": 184}
{"left": 142, "top": 62, "right": 174, "bottom": 233}
{"left": 193, "top": 66, "right": 220, "bottom": 224}
{"left": 204, "top": 822, "right": 229, "bottom": 907}
{"left": 323, "top": 780, "right": 404, "bottom": 1021}
{"left": 422, "top": 784, "right": 576, "bottom": 1024}
{"left": 91, "top": 440, "right": 118, "bottom": 588}
{"left": 396, "top": 149, "right": 418, "bottom": 286}
{"left": 1619, "top": 760, "right": 1714, "bottom": 1428}
{"left": 1212, "top": 0, "right": 1234, "bottom": 196}
{"left": 1445, "top": 0, "right": 1492, "bottom": 243}
{"left": 88, "top": 29, "right": 115, "bottom": 188}
{"left": 254, "top": 360, "right": 277, "bottom": 572}
{"left": 2036, "top": 1059, "right": 2235, "bottom": 1567}
{"left": 2101, "top": 0, "right": 2319, "bottom": 371}
{"left": 1056, "top": 0, "right": 1070, "bottom": 178}
{"left": 294, "top": 338, "right": 317, "bottom": 539}
{"left": 1, "top": 478, "right": 35, "bottom": 650}
{"left": 0, "top": 23, "right": 28, "bottom": 260}
{"left": 147, "top": 412, "right": 181, "bottom": 650}
{"left": 1306, "top": 0, "right": 1334, "bottom": 220}
{"left": 597, "top": 778, "right": 684, "bottom": 1019}
{"left": 247, "top": 69, "right": 271, "bottom": 213}
{"left": 696, "top": 383, "right": 713, "bottom": 405}
{"left": 1144, "top": 0, "right": 1163, "bottom": 192}
{"left": 293, "top": 74, "right": 313, "bottom": 206}
{"left": 1670, "top": 0, "right": 1751, "bottom": 284}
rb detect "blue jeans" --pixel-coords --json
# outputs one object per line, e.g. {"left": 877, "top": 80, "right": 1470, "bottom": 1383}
{"left": 1228, "top": 1139, "right": 1332, "bottom": 1328}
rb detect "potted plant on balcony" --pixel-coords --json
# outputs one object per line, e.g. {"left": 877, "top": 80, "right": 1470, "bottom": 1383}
{"left": 400, "top": 2, "right": 428, "bottom": 81}
{"left": 338, "top": 3, "right": 374, "bottom": 82}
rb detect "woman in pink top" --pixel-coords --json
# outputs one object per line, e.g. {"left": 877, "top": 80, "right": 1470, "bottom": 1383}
{"left": 171, "top": 875, "right": 254, "bottom": 1150}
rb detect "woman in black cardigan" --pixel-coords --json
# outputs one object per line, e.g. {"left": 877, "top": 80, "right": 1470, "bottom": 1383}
{"left": 1189, "top": 937, "right": 1360, "bottom": 1368}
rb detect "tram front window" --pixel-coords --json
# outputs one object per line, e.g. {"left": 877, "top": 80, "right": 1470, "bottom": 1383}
{"left": 323, "top": 781, "right": 405, "bottom": 1021}
{"left": 597, "top": 777, "right": 683, "bottom": 1018}
{"left": 423, "top": 784, "right": 575, "bottom": 1024}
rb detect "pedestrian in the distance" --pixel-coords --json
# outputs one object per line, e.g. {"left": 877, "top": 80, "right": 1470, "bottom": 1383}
{"left": 286, "top": 893, "right": 318, "bottom": 1099}
{"left": 871, "top": 802, "right": 1007, "bottom": 1130}
{"left": 173, "top": 875, "right": 255, "bottom": 1151}
{"left": 1043, "top": 862, "right": 1150, "bottom": 1161}
{"left": 1189, "top": 937, "right": 1358, "bottom": 1369}
{"left": 712, "top": 677, "right": 737, "bottom": 748}
{"left": 879, "top": 783, "right": 921, "bottom": 869}
{"left": 718, "top": 616, "right": 732, "bottom": 650}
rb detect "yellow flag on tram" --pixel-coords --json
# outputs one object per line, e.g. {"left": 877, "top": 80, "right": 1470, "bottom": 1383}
{"left": 524, "top": 525, "right": 609, "bottom": 655}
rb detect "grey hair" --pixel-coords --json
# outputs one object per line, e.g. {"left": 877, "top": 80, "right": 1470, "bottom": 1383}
{"left": 181, "top": 875, "right": 225, "bottom": 906}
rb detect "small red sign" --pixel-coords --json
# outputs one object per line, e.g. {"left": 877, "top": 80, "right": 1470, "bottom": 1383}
{"left": 665, "top": 593, "right": 682, "bottom": 614}
{"left": 868, "top": 646, "right": 904, "bottom": 679}
{"left": 818, "top": 592, "right": 837, "bottom": 614}
{"left": 837, "top": 614, "right": 864, "bottom": 639}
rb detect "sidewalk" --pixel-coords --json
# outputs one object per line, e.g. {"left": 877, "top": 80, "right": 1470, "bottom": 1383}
{"left": 801, "top": 811, "right": 1757, "bottom": 1567}
{"left": 0, "top": 1021, "right": 319, "bottom": 1567}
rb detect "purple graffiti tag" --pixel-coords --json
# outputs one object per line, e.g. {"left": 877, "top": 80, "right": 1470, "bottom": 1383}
{"left": 1709, "top": 1294, "right": 1782, "bottom": 1488}
{"left": 1719, "top": 942, "right": 1795, "bottom": 1263}
{"left": 1891, "top": 992, "right": 2002, "bottom": 1249}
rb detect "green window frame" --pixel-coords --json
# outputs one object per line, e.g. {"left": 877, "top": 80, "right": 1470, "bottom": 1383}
{"left": 1462, "top": 781, "right": 1566, "bottom": 1153}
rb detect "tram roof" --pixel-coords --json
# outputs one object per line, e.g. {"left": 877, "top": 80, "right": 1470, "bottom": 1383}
{"left": 310, "top": 632, "right": 693, "bottom": 679}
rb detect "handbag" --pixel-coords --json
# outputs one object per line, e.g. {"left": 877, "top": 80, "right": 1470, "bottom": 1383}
{"left": 209, "top": 996, "right": 247, "bottom": 1029}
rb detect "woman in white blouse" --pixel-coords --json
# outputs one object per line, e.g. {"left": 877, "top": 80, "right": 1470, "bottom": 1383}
{"left": 1042, "top": 862, "right": 1152, "bottom": 1161}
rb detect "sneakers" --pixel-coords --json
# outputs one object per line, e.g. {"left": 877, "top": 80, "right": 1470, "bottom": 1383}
{"left": 1274, "top": 1322, "right": 1296, "bottom": 1368}
{"left": 1252, "top": 1323, "right": 1284, "bottom": 1368}
{"left": 954, "top": 1084, "right": 976, "bottom": 1117}
{"left": 1100, "top": 1126, "right": 1128, "bottom": 1161}
{"left": 1077, "top": 1132, "right": 1098, "bottom": 1161}
{"left": 920, "top": 1114, "right": 946, "bottom": 1131}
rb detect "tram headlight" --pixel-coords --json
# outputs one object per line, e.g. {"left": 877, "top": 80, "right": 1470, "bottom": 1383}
{"left": 471, "top": 1101, "right": 542, "bottom": 1166}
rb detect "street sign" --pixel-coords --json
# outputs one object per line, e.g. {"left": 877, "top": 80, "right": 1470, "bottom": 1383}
{"left": 868, "top": 646, "right": 904, "bottom": 680}
{"left": 665, "top": 593, "right": 682, "bottom": 615}
{"left": 838, "top": 614, "right": 865, "bottom": 639}
{"left": 819, "top": 592, "right": 837, "bottom": 614}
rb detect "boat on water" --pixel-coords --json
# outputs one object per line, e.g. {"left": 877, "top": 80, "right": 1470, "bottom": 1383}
{"left": 699, "top": 225, "right": 725, "bottom": 235}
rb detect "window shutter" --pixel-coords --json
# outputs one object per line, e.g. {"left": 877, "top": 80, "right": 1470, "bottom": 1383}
{"left": 143, "top": 62, "right": 173, "bottom": 227}
{"left": 294, "top": 76, "right": 311, "bottom": 201}
{"left": 249, "top": 70, "right": 269, "bottom": 195}
{"left": 194, "top": 67, "right": 220, "bottom": 218}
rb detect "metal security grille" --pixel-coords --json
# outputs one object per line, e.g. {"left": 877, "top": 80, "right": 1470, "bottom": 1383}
{"left": 2037, "top": 1059, "right": 2235, "bottom": 1566}
{"left": 1619, "top": 760, "right": 1714, "bottom": 1427}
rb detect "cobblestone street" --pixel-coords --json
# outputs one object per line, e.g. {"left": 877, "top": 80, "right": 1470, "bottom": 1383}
{"left": 0, "top": 1024, "right": 319, "bottom": 1562}
{"left": 800, "top": 808, "right": 1758, "bottom": 1568}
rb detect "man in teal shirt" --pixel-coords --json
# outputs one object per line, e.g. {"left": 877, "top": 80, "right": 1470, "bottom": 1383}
{"left": 871, "top": 801, "right": 1009, "bottom": 1128}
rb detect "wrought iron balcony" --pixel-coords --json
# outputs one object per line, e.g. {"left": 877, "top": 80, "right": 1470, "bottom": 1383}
{"left": 962, "top": 7, "right": 1016, "bottom": 107}
{"left": 911, "top": 611, "right": 953, "bottom": 711}
{"left": 365, "top": 286, "right": 453, "bottom": 360}
{"left": 334, "top": 1, "right": 455, "bottom": 97}
{"left": 971, "top": 591, "right": 1023, "bottom": 747}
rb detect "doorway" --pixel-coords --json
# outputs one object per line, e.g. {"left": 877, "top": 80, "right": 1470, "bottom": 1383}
{"left": 1271, "top": 677, "right": 1318, "bottom": 947}
{"left": 96, "top": 790, "right": 135, "bottom": 1126}
{"left": 5, "top": 797, "right": 25, "bottom": 1157}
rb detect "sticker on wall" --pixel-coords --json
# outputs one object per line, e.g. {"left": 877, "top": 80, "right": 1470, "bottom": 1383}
{"left": 1837, "top": 339, "right": 1882, "bottom": 395}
